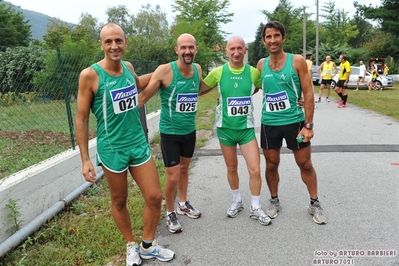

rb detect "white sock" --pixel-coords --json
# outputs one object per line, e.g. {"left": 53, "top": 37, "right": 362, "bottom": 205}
{"left": 251, "top": 195, "right": 260, "bottom": 209}
{"left": 231, "top": 189, "right": 241, "bottom": 202}
{"left": 179, "top": 201, "right": 186, "bottom": 207}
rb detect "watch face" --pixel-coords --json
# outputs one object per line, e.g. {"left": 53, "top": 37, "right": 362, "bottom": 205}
{"left": 306, "top": 123, "right": 313, "bottom": 129}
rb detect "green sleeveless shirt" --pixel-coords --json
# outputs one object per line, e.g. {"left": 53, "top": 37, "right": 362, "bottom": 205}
{"left": 216, "top": 64, "right": 255, "bottom": 129}
{"left": 90, "top": 62, "right": 147, "bottom": 153}
{"left": 159, "top": 61, "right": 199, "bottom": 135}
{"left": 261, "top": 53, "right": 304, "bottom": 126}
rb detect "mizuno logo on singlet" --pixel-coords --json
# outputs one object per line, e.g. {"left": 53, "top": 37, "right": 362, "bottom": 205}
{"left": 110, "top": 84, "right": 137, "bottom": 100}
{"left": 228, "top": 97, "right": 251, "bottom": 106}
{"left": 177, "top": 94, "right": 198, "bottom": 102}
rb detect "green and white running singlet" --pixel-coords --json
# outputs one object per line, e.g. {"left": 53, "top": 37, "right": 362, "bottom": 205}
{"left": 90, "top": 62, "right": 147, "bottom": 153}
{"left": 159, "top": 61, "right": 200, "bottom": 135}
{"left": 261, "top": 53, "right": 304, "bottom": 126}
{"left": 204, "top": 63, "right": 260, "bottom": 129}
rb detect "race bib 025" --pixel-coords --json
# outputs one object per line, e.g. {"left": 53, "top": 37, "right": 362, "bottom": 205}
{"left": 176, "top": 93, "right": 198, "bottom": 113}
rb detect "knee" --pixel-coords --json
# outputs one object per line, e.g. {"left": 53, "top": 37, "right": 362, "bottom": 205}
{"left": 226, "top": 163, "right": 238, "bottom": 175}
{"left": 111, "top": 196, "right": 128, "bottom": 211}
{"left": 248, "top": 165, "right": 261, "bottom": 177}
{"left": 146, "top": 190, "right": 162, "bottom": 207}
{"left": 166, "top": 172, "right": 180, "bottom": 185}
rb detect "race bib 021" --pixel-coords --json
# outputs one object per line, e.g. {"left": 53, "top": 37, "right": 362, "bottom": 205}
{"left": 110, "top": 84, "right": 138, "bottom": 114}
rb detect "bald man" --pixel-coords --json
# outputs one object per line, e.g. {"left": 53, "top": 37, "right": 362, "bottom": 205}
{"left": 139, "top": 33, "right": 203, "bottom": 234}
{"left": 316, "top": 55, "right": 338, "bottom": 102}
{"left": 76, "top": 22, "right": 174, "bottom": 266}
{"left": 199, "top": 36, "right": 271, "bottom": 226}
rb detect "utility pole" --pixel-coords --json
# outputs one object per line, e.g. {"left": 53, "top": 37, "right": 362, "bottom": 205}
{"left": 316, "top": 0, "right": 319, "bottom": 65}
{"left": 303, "top": 6, "right": 306, "bottom": 58}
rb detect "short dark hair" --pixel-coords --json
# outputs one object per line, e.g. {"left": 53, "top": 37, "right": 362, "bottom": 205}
{"left": 262, "top": 21, "right": 286, "bottom": 39}
{"left": 340, "top": 54, "right": 348, "bottom": 61}
{"left": 306, "top": 52, "right": 312, "bottom": 59}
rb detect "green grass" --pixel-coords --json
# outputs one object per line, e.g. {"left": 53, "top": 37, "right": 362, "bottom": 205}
{"left": 315, "top": 85, "right": 399, "bottom": 120}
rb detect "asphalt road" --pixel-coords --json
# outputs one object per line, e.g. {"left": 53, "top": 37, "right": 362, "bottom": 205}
{"left": 150, "top": 91, "right": 399, "bottom": 266}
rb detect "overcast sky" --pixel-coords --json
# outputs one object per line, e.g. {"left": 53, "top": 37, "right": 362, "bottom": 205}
{"left": 8, "top": 0, "right": 378, "bottom": 43}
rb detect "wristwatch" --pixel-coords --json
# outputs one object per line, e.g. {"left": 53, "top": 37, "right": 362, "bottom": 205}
{"left": 305, "top": 122, "right": 314, "bottom": 129}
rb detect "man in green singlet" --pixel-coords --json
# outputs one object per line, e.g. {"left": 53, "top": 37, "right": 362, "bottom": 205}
{"left": 76, "top": 22, "right": 174, "bottom": 266}
{"left": 199, "top": 36, "right": 271, "bottom": 226}
{"left": 139, "top": 33, "right": 202, "bottom": 234}
{"left": 256, "top": 21, "right": 327, "bottom": 225}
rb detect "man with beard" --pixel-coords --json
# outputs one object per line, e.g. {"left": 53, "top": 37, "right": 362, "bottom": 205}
{"left": 256, "top": 21, "right": 327, "bottom": 225}
{"left": 76, "top": 22, "right": 175, "bottom": 266}
{"left": 139, "top": 33, "right": 203, "bottom": 234}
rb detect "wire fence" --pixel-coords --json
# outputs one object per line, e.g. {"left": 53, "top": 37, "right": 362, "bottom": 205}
{"left": 0, "top": 46, "right": 160, "bottom": 179}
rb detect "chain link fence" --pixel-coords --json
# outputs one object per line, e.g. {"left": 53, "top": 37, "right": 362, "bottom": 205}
{"left": 0, "top": 46, "right": 160, "bottom": 179}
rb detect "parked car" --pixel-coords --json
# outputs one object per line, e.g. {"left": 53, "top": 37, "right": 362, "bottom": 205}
{"left": 330, "top": 66, "right": 394, "bottom": 90}
{"left": 312, "top": 65, "right": 320, "bottom": 85}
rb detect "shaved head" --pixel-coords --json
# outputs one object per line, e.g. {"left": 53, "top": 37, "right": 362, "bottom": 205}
{"left": 176, "top": 33, "right": 197, "bottom": 46}
{"left": 227, "top": 36, "right": 245, "bottom": 49}
{"left": 100, "top": 22, "right": 125, "bottom": 42}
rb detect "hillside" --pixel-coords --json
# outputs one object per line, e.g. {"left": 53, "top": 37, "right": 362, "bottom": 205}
{"left": 4, "top": 1, "right": 72, "bottom": 41}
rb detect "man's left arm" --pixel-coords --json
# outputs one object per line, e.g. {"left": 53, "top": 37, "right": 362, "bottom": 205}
{"left": 294, "top": 55, "right": 314, "bottom": 142}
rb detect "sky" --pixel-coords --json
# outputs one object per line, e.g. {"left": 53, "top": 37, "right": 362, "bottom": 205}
{"left": 8, "top": 0, "right": 378, "bottom": 43}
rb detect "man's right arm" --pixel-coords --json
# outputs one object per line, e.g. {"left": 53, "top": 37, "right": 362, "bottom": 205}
{"left": 75, "top": 67, "right": 97, "bottom": 183}
{"left": 138, "top": 64, "right": 170, "bottom": 108}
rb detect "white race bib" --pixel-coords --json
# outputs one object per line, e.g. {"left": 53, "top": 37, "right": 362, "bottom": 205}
{"left": 176, "top": 93, "right": 198, "bottom": 113}
{"left": 265, "top": 91, "right": 291, "bottom": 112}
{"left": 227, "top": 96, "right": 252, "bottom": 116}
{"left": 110, "top": 84, "right": 138, "bottom": 114}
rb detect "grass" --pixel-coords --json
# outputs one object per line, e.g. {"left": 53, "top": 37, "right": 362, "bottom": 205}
{"left": 1, "top": 89, "right": 218, "bottom": 266}
{"left": 315, "top": 85, "right": 399, "bottom": 120}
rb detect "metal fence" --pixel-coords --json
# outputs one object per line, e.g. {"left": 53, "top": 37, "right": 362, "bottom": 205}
{"left": 0, "top": 46, "right": 160, "bottom": 179}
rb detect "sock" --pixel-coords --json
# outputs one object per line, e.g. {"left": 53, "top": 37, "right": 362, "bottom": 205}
{"left": 166, "top": 211, "right": 175, "bottom": 216}
{"left": 310, "top": 197, "right": 319, "bottom": 205}
{"left": 251, "top": 195, "right": 260, "bottom": 209}
{"left": 231, "top": 189, "right": 241, "bottom": 202}
{"left": 338, "top": 92, "right": 343, "bottom": 99}
{"left": 142, "top": 240, "right": 153, "bottom": 249}
{"left": 271, "top": 195, "right": 279, "bottom": 202}
{"left": 179, "top": 201, "right": 186, "bottom": 207}
{"left": 343, "top": 95, "right": 348, "bottom": 104}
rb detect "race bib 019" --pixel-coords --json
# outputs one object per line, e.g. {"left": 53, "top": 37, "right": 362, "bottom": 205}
{"left": 227, "top": 96, "right": 251, "bottom": 116}
{"left": 110, "top": 84, "right": 138, "bottom": 114}
{"left": 176, "top": 93, "right": 198, "bottom": 113}
{"left": 265, "top": 91, "right": 291, "bottom": 112}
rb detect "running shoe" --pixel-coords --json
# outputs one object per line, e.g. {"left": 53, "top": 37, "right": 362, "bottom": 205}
{"left": 315, "top": 98, "right": 321, "bottom": 103}
{"left": 177, "top": 201, "right": 201, "bottom": 218}
{"left": 338, "top": 103, "right": 346, "bottom": 108}
{"left": 166, "top": 212, "right": 182, "bottom": 233}
{"left": 249, "top": 206, "right": 272, "bottom": 226}
{"left": 139, "top": 240, "right": 175, "bottom": 262}
{"left": 126, "top": 242, "right": 142, "bottom": 266}
{"left": 226, "top": 199, "right": 244, "bottom": 218}
{"left": 308, "top": 201, "right": 328, "bottom": 224}
{"left": 265, "top": 198, "right": 282, "bottom": 219}
{"left": 326, "top": 98, "right": 330, "bottom": 102}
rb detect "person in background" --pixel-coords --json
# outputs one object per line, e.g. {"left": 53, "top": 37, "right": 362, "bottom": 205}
{"left": 384, "top": 64, "right": 389, "bottom": 75}
{"left": 139, "top": 33, "right": 202, "bottom": 234}
{"left": 257, "top": 20, "right": 327, "bottom": 225}
{"left": 75, "top": 22, "right": 175, "bottom": 266}
{"left": 199, "top": 36, "right": 271, "bottom": 226}
{"left": 368, "top": 64, "right": 382, "bottom": 91}
{"left": 316, "top": 55, "right": 338, "bottom": 101}
{"left": 356, "top": 60, "right": 367, "bottom": 91}
{"left": 334, "top": 54, "right": 351, "bottom": 108}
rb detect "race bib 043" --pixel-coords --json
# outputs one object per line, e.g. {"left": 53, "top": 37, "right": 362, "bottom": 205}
{"left": 110, "top": 84, "right": 138, "bottom": 114}
{"left": 227, "top": 96, "right": 251, "bottom": 116}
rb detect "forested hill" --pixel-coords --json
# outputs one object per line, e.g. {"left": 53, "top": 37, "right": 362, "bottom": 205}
{"left": 4, "top": 1, "right": 71, "bottom": 41}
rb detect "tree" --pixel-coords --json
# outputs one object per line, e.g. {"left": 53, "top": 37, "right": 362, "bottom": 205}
{"left": 354, "top": 0, "right": 399, "bottom": 60}
{"left": 248, "top": 23, "right": 266, "bottom": 66}
{"left": 320, "top": 1, "right": 359, "bottom": 46}
{"left": 260, "top": 0, "right": 304, "bottom": 54}
{"left": 171, "top": 0, "right": 233, "bottom": 73}
{"left": 105, "top": 5, "right": 135, "bottom": 36}
{"left": 0, "top": 0, "right": 32, "bottom": 47}
{"left": 125, "top": 4, "right": 172, "bottom": 65}
{"left": 43, "top": 19, "right": 72, "bottom": 49}
{"left": 0, "top": 45, "right": 45, "bottom": 95}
